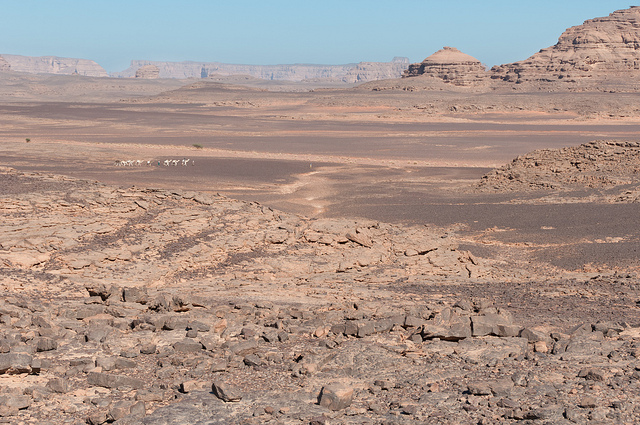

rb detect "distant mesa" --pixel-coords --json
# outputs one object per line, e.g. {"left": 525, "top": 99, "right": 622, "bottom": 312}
{"left": 113, "top": 58, "right": 410, "bottom": 83}
{"left": 0, "top": 56, "right": 10, "bottom": 71}
{"left": 403, "top": 47, "right": 488, "bottom": 86}
{"left": 0, "top": 54, "right": 107, "bottom": 77}
{"left": 135, "top": 64, "right": 160, "bottom": 79}
{"left": 492, "top": 6, "right": 640, "bottom": 84}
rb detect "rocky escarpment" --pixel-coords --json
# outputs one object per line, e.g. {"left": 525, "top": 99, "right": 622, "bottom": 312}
{"left": 343, "top": 57, "right": 410, "bottom": 83}
{"left": 492, "top": 7, "right": 640, "bottom": 85}
{"left": 135, "top": 65, "right": 160, "bottom": 79}
{"left": 1, "top": 54, "right": 107, "bottom": 77}
{"left": 0, "top": 56, "right": 10, "bottom": 72}
{"left": 403, "top": 47, "right": 489, "bottom": 86}
{"left": 113, "top": 58, "right": 410, "bottom": 83}
{"left": 1, "top": 167, "right": 640, "bottom": 424}
{"left": 476, "top": 140, "right": 640, "bottom": 196}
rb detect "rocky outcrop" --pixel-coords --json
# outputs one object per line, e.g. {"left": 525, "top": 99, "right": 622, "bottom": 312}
{"left": 1, "top": 54, "right": 107, "bottom": 77}
{"left": 135, "top": 64, "right": 160, "bottom": 79}
{"left": 1, "top": 168, "right": 639, "bottom": 423}
{"left": 476, "top": 140, "right": 640, "bottom": 193}
{"left": 343, "top": 57, "right": 410, "bottom": 83}
{"left": 113, "top": 58, "right": 409, "bottom": 83}
{"left": 0, "top": 56, "right": 10, "bottom": 72}
{"left": 403, "top": 47, "right": 489, "bottom": 86}
{"left": 492, "top": 7, "right": 640, "bottom": 84}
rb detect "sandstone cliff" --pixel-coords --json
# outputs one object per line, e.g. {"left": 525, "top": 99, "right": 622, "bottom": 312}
{"left": 1, "top": 54, "right": 107, "bottom": 77}
{"left": 403, "top": 47, "right": 489, "bottom": 86}
{"left": 492, "top": 7, "right": 640, "bottom": 85}
{"left": 113, "top": 58, "right": 410, "bottom": 83}
{"left": 135, "top": 64, "right": 160, "bottom": 79}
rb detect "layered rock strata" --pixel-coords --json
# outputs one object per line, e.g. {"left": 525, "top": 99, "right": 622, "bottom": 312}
{"left": 403, "top": 47, "right": 489, "bottom": 86}
{"left": 492, "top": 7, "right": 640, "bottom": 84}
{"left": 1, "top": 54, "right": 107, "bottom": 77}
{"left": 114, "top": 58, "right": 410, "bottom": 83}
{"left": 135, "top": 64, "right": 160, "bottom": 79}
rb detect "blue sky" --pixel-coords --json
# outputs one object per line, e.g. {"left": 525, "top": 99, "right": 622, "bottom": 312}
{"left": 0, "top": 1, "right": 635, "bottom": 72}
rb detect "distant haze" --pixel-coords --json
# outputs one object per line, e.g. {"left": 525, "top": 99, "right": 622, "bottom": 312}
{"left": 0, "top": 1, "right": 635, "bottom": 72}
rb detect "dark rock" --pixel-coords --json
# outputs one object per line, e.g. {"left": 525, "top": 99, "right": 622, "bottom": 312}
{"left": 87, "top": 411, "right": 108, "bottom": 425}
{"left": 229, "top": 340, "right": 257, "bottom": 356}
{"left": 140, "top": 343, "right": 157, "bottom": 354}
{"left": 212, "top": 380, "right": 242, "bottom": 402}
{"left": 188, "top": 320, "right": 210, "bottom": 332}
{"left": 46, "top": 377, "right": 69, "bottom": 393}
{"left": 357, "top": 322, "right": 374, "bottom": 338}
{"left": 163, "top": 316, "right": 188, "bottom": 331}
{"left": 0, "top": 353, "right": 32, "bottom": 374}
{"left": 87, "top": 372, "right": 145, "bottom": 389}
{"left": 115, "top": 357, "right": 137, "bottom": 369}
{"left": 519, "top": 328, "right": 551, "bottom": 343}
{"left": 578, "top": 368, "right": 605, "bottom": 381}
{"left": 172, "top": 339, "right": 203, "bottom": 353}
{"left": 123, "top": 287, "right": 148, "bottom": 304}
{"left": 243, "top": 354, "right": 262, "bottom": 367}
{"left": 467, "top": 381, "right": 492, "bottom": 395}
{"left": 0, "top": 394, "right": 32, "bottom": 410}
{"left": 109, "top": 400, "right": 134, "bottom": 421}
{"left": 318, "top": 383, "right": 354, "bottom": 411}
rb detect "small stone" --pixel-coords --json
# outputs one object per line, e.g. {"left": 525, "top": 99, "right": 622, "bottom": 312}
{"left": 46, "top": 378, "right": 69, "bottom": 393}
{"left": 211, "top": 359, "right": 227, "bottom": 372}
{"left": 243, "top": 354, "right": 262, "bottom": 367}
{"left": 35, "top": 337, "right": 57, "bottom": 352}
{"left": 533, "top": 341, "right": 548, "bottom": 353}
{"left": 318, "top": 383, "right": 354, "bottom": 411}
{"left": 180, "top": 380, "right": 205, "bottom": 393}
{"left": 172, "top": 339, "right": 203, "bottom": 353}
{"left": 130, "top": 401, "right": 146, "bottom": 417}
{"left": 109, "top": 400, "right": 133, "bottom": 421}
{"left": 579, "top": 396, "right": 598, "bottom": 408}
{"left": 0, "top": 394, "right": 32, "bottom": 410}
{"left": 467, "top": 381, "right": 492, "bottom": 396}
{"left": 0, "top": 353, "right": 32, "bottom": 374}
{"left": 578, "top": 368, "right": 605, "bottom": 381}
{"left": 140, "top": 343, "right": 156, "bottom": 354}
{"left": 212, "top": 380, "right": 242, "bottom": 402}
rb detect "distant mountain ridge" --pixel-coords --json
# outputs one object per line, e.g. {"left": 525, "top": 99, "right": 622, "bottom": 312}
{"left": 111, "top": 57, "right": 411, "bottom": 83}
{"left": 0, "top": 54, "right": 107, "bottom": 77}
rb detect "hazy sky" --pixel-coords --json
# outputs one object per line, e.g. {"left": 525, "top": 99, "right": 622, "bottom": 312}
{"left": 0, "top": 1, "right": 635, "bottom": 72}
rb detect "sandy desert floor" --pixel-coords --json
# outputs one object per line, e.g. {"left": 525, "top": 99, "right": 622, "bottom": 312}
{"left": 1, "top": 80, "right": 639, "bottom": 273}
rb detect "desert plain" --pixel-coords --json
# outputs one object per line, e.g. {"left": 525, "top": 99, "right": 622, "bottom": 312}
{"left": 2, "top": 7, "right": 640, "bottom": 425}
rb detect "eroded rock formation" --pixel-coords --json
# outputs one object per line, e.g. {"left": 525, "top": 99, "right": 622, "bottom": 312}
{"left": 476, "top": 140, "right": 640, "bottom": 195}
{"left": 135, "top": 64, "right": 160, "bottom": 79}
{"left": 492, "top": 7, "right": 640, "bottom": 84}
{"left": 1, "top": 54, "right": 107, "bottom": 77}
{"left": 403, "top": 47, "right": 488, "bottom": 86}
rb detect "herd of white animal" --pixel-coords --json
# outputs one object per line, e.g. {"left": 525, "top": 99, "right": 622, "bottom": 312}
{"left": 114, "top": 159, "right": 193, "bottom": 167}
